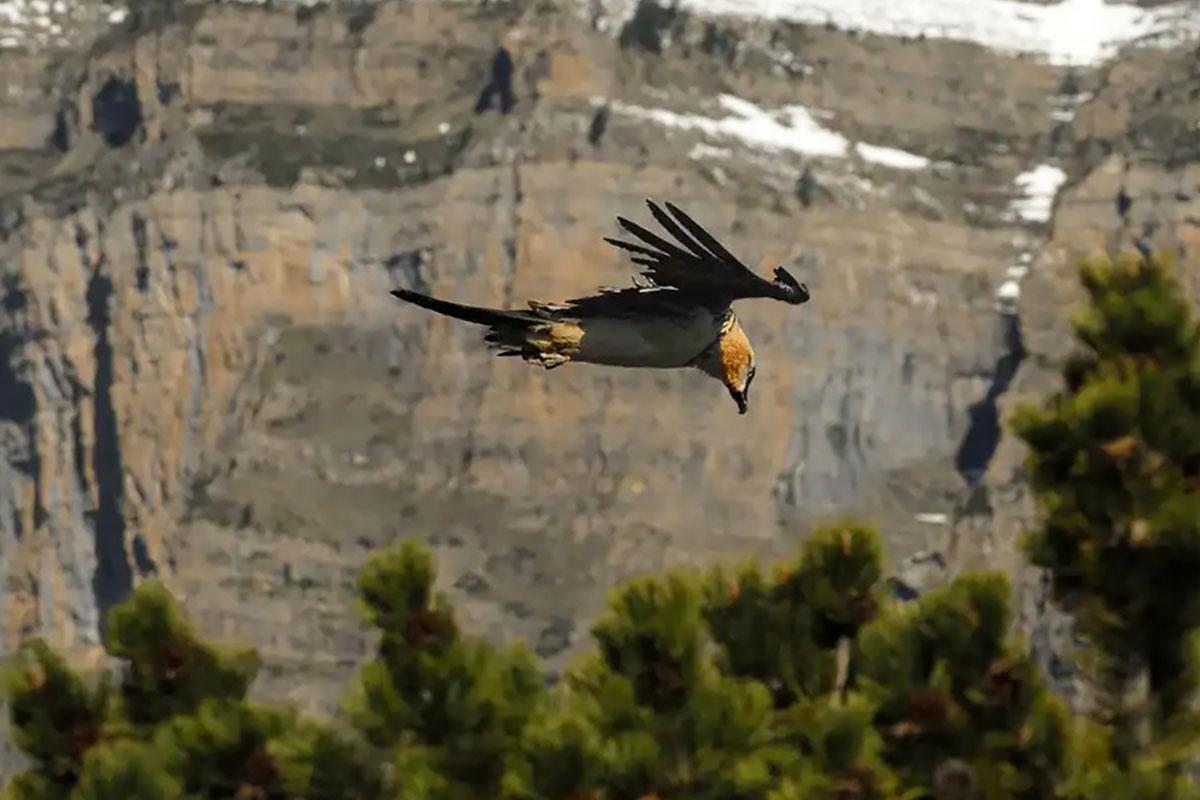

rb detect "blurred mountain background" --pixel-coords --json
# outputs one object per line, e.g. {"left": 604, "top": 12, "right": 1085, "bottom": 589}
{"left": 1, "top": 0, "right": 1199, "bottom": 777}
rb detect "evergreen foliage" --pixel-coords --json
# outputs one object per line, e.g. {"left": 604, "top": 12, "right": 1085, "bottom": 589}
{"left": 2, "top": 641, "right": 111, "bottom": 795}
{"left": 517, "top": 572, "right": 782, "bottom": 799}
{"left": 344, "top": 542, "right": 544, "bottom": 800}
{"left": 1013, "top": 252, "right": 1200, "bottom": 777}
{"left": 104, "top": 582, "right": 258, "bottom": 729}
{"left": 6, "top": 250, "right": 1200, "bottom": 798}
{"left": 2, "top": 582, "right": 380, "bottom": 800}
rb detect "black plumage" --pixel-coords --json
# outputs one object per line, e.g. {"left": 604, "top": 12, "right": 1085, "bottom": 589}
{"left": 603, "top": 200, "right": 810, "bottom": 310}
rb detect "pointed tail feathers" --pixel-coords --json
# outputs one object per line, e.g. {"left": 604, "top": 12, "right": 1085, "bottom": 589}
{"left": 390, "top": 288, "right": 540, "bottom": 327}
{"left": 390, "top": 288, "right": 576, "bottom": 368}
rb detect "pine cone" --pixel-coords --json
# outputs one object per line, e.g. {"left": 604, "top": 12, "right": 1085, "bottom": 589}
{"left": 906, "top": 687, "right": 949, "bottom": 729}
{"left": 242, "top": 748, "right": 278, "bottom": 789}
{"left": 847, "top": 589, "right": 878, "bottom": 624}
{"left": 986, "top": 657, "right": 1022, "bottom": 706}
{"left": 833, "top": 764, "right": 876, "bottom": 800}
{"left": 1100, "top": 435, "right": 1138, "bottom": 464}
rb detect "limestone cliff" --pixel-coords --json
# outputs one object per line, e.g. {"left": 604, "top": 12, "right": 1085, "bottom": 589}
{"left": 1, "top": 0, "right": 1198, "bottom": 759}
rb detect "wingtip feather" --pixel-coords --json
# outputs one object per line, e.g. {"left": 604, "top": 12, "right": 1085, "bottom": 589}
{"left": 615, "top": 216, "right": 639, "bottom": 236}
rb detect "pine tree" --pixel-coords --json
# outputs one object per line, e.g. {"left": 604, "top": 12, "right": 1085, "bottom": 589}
{"left": 509, "top": 522, "right": 1069, "bottom": 799}
{"left": 3, "top": 581, "right": 381, "bottom": 800}
{"left": 701, "top": 523, "right": 907, "bottom": 798}
{"left": 702, "top": 522, "right": 885, "bottom": 707}
{"left": 701, "top": 523, "right": 1071, "bottom": 798}
{"left": 516, "top": 571, "right": 789, "bottom": 800}
{"left": 344, "top": 541, "right": 544, "bottom": 800}
{"left": 1, "top": 640, "right": 113, "bottom": 798}
{"left": 103, "top": 581, "right": 259, "bottom": 730}
{"left": 1011, "top": 251, "right": 1200, "bottom": 791}
{"left": 71, "top": 740, "right": 179, "bottom": 800}
{"left": 854, "top": 572, "right": 1072, "bottom": 797}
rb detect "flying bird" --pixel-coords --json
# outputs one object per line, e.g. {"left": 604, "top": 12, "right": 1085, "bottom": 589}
{"left": 390, "top": 200, "right": 811, "bottom": 414}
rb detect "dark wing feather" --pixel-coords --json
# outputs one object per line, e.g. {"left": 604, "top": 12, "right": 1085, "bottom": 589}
{"left": 607, "top": 200, "right": 811, "bottom": 306}
{"left": 603, "top": 237, "right": 660, "bottom": 260}
{"left": 646, "top": 201, "right": 713, "bottom": 262}
{"left": 532, "top": 285, "right": 700, "bottom": 320}
{"left": 615, "top": 214, "right": 698, "bottom": 265}
{"left": 662, "top": 201, "right": 746, "bottom": 268}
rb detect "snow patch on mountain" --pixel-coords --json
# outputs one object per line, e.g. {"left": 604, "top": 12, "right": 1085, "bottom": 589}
{"left": 607, "top": 0, "right": 1200, "bottom": 67}
{"left": 0, "top": 0, "right": 127, "bottom": 49}
{"left": 1009, "top": 164, "right": 1067, "bottom": 224}
{"left": 613, "top": 93, "right": 932, "bottom": 170}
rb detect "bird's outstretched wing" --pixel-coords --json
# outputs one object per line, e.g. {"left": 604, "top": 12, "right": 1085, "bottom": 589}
{"left": 604, "top": 200, "right": 811, "bottom": 307}
{"left": 525, "top": 284, "right": 701, "bottom": 320}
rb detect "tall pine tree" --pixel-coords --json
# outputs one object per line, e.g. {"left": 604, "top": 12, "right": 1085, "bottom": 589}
{"left": 1013, "top": 251, "right": 1200, "bottom": 790}
{"left": 3, "top": 581, "right": 380, "bottom": 800}
{"left": 344, "top": 541, "right": 544, "bottom": 800}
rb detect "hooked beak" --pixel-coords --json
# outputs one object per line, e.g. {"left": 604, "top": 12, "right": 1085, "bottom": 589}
{"left": 729, "top": 387, "right": 748, "bottom": 415}
{"left": 773, "top": 265, "right": 811, "bottom": 305}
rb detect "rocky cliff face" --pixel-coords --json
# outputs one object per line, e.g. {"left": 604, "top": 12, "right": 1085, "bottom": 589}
{"left": 1, "top": 0, "right": 1198, "bottom": 759}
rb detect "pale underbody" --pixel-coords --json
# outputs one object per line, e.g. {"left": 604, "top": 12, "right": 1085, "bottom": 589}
{"left": 548, "top": 307, "right": 723, "bottom": 368}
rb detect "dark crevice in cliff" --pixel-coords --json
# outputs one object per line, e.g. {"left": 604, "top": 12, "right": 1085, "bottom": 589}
{"left": 345, "top": 4, "right": 377, "bottom": 35}
{"left": 587, "top": 105, "right": 609, "bottom": 147}
{"left": 954, "top": 314, "right": 1026, "bottom": 486}
{"left": 1, "top": 274, "right": 43, "bottom": 535}
{"left": 0, "top": 333, "right": 36, "bottom": 448}
{"left": 619, "top": 0, "right": 687, "bottom": 54}
{"left": 85, "top": 269, "right": 133, "bottom": 633}
{"left": 91, "top": 77, "right": 143, "bottom": 148}
{"left": 69, "top": 230, "right": 92, "bottom": 530}
{"left": 132, "top": 533, "right": 158, "bottom": 577}
{"left": 156, "top": 79, "right": 180, "bottom": 106}
{"left": 131, "top": 212, "right": 150, "bottom": 292}
{"left": 474, "top": 47, "right": 516, "bottom": 115}
{"left": 700, "top": 20, "right": 741, "bottom": 64}
{"left": 0, "top": 203, "right": 25, "bottom": 240}
{"left": 70, "top": 396, "right": 89, "bottom": 509}
{"left": 2, "top": 272, "right": 28, "bottom": 315}
{"left": 186, "top": 262, "right": 213, "bottom": 453}
{"left": 48, "top": 108, "right": 71, "bottom": 153}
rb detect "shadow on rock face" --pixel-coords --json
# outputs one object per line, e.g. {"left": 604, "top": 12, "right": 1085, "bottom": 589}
{"left": 955, "top": 314, "right": 1026, "bottom": 486}
{"left": 92, "top": 77, "right": 143, "bottom": 148}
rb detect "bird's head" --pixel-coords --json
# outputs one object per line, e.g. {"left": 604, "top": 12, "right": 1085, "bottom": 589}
{"left": 697, "top": 319, "right": 756, "bottom": 415}
{"left": 727, "top": 358, "right": 756, "bottom": 415}
{"left": 772, "top": 265, "right": 811, "bottom": 305}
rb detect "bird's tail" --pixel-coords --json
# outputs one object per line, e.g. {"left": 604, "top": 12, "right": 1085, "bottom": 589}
{"left": 390, "top": 288, "right": 541, "bottom": 327}
{"left": 390, "top": 288, "right": 579, "bottom": 368}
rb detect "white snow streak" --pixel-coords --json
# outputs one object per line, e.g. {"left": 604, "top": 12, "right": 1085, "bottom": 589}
{"left": 1009, "top": 164, "right": 1067, "bottom": 224}
{"left": 855, "top": 142, "right": 932, "bottom": 171}
{"left": 0, "top": 0, "right": 128, "bottom": 49}
{"left": 670, "top": 0, "right": 1200, "bottom": 66}
{"left": 614, "top": 94, "right": 931, "bottom": 170}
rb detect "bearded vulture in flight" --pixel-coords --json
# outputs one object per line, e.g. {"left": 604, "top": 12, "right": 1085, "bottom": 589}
{"left": 391, "top": 200, "right": 811, "bottom": 414}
